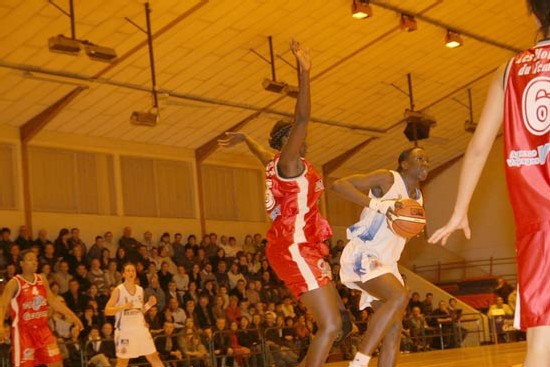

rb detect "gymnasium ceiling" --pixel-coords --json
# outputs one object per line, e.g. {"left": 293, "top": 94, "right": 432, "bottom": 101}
{"left": 0, "top": 0, "right": 535, "bottom": 178}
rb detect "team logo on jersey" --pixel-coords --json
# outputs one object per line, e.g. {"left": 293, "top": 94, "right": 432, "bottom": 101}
{"left": 32, "top": 295, "right": 45, "bottom": 311}
{"left": 23, "top": 348, "right": 34, "bottom": 360}
{"left": 522, "top": 76, "right": 550, "bottom": 135}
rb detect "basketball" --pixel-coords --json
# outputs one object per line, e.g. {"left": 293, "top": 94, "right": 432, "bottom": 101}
{"left": 389, "top": 199, "right": 426, "bottom": 238}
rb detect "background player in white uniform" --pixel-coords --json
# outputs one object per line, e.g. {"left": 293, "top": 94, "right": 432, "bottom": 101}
{"left": 332, "top": 147, "right": 429, "bottom": 367}
{"left": 105, "top": 263, "right": 164, "bottom": 367}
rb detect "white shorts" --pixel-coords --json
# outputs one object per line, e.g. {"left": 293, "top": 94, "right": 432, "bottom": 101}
{"left": 115, "top": 328, "right": 157, "bottom": 359}
{"left": 340, "top": 238, "right": 404, "bottom": 310}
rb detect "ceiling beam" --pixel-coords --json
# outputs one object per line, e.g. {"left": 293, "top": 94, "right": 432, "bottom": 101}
{"left": 323, "top": 138, "right": 378, "bottom": 177}
{"left": 20, "top": 86, "right": 86, "bottom": 144}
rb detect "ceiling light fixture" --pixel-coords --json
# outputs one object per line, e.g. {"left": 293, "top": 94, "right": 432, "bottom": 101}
{"left": 256, "top": 36, "right": 298, "bottom": 98}
{"left": 47, "top": 0, "right": 117, "bottom": 62}
{"left": 127, "top": 2, "right": 160, "bottom": 126}
{"left": 445, "top": 30, "right": 463, "bottom": 48}
{"left": 352, "top": 0, "right": 372, "bottom": 19}
{"left": 400, "top": 14, "right": 417, "bottom": 32}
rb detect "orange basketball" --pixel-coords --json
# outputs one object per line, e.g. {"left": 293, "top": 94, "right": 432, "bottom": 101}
{"left": 390, "top": 199, "right": 426, "bottom": 238}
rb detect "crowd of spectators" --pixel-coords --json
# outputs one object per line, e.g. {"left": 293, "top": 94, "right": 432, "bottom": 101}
{"left": 0, "top": 226, "right": 521, "bottom": 366}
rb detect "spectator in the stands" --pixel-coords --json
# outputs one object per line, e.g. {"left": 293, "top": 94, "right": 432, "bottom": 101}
{"left": 103, "top": 231, "right": 116, "bottom": 258}
{"left": 246, "top": 280, "right": 260, "bottom": 305}
{"left": 242, "top": 235, "right": 255, "bottom": 254}
{"left": 429, "top": 301, "right": 454, "bottom": 349}
{"left": 104, "top": 259, "right": 122, "bottom": 289}
{"left": 166, "top": 281, "right": 180, "bottom": 305}
{"left": 195, "top": 293, "right": 215, "bottom": 329}
{"left": 204, "top": 234, "right": 219, "bottom": 263}
{"left": 488, "top": 296, "right": 514, "bottom": 317}
{"left": 158, "top": 245, "right": 177, "bottom": 274}
{"left": 155, "top": 322, "right": 185, "bottom": 366}
{"left": 87, "top": 258, "right": 108, "bottom": 294}
{"left": 115, "top": 247, "right": 127, "bottom": 272}
{"left": 39, "top": 242, "right": 58, "bottom": 270}
{"left": 0, "top": 227, "right": 12, "bottom": 263}
{"left": 211, "top": 248, "right": 227, "bottom": 272}
{"left": 69, "top": 227, "right": 86, "bottom": 255}
{"left": 100, "top": 248, "right": 111, "bottom": 269}
{"left": 226, "top": 295, "right": 242, "bottom": 323}
{"left": 422, "top": 293, "right": 434, "bottom": 315}
{"left": 228, "top": 262, "right": 246, "bottom": 290}
{"left": 173, "top": 265, "right": 189, "bottom": 296}
{"left": 183, "top": 281, "right": 200, "bottom": 305}
{"left": 185, "top": 234, "right": 199, "bottom": 255}
{"left": 86, "top": 235, "right": 105, "bottom": 265}
{"left": 15, "top": 225, "right": 32, "bottom": 250}
{"left": 494, "top": 277, "right": 514, "bottom": 305}
{"left": 74, "top": 263, "right": 92, "bottom": 292}
{"left": 63, "top": 279, "right": 89, "bottom": 318}
{"left": 408, "top": 292, "right": 424, "bottom": 313}
{"left": 508, "top": 289, "right": 517, "bottom": 313}
{"left": 33, "top": 229, "right": 52, "bottom": 253}
{"left": 211, "top": 295, "right": 226, "bottom": 320}
{"left": 173, "top": 233, "right": 186, "bottom": 264}
{"left": 145, "top": 275, "right": 166, "bottom": 311}
{"left": 157, "top": 261, "right": 174, "bottom": 292}
{"left": 230, "top": 279, "right": 248, "bottom": 301}
{"left": 158, "top": 232, "right": 174, "bottom": 258}
{"left": 118, "top": 226, "right": 140, "bottom": 262}
{"left": 145, "top": 305, "right": 164, "bottom": 335}
{"left": 54, "top": 228, "right": 71, "bottom": 259}
{"left": 53, "top": 260, "right": 73, "bottom": 294}
{"left": 166, "top": 297, "right": 187, "bottom": 329}
{"left": 66, "top": 243, "right": 86, "bottom": 275}
{"left": 142, "top": 230, "right": 155, "bottom": 253}
{"left": 406, "top": 306, "right": 428, "bottom": 351}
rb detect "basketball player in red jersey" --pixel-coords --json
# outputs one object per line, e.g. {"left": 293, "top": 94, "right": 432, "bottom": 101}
{"left": 429, "top": 1, "right": 550, "bottom": 365}
{"left": 332, "top": 147, "right": 428, "bottom": 367}
{"left": 0, "top": 250, "right": 83, "bottom": 367}
{"left": 218, "top": 39, "right": 350, "bottom": 367}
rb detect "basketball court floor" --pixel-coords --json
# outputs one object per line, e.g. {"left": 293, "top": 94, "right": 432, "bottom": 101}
{"left": 325, "top": 342, "right": 525, "bottom": 367}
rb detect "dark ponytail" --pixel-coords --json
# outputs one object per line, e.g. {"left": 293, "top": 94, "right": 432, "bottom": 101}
{"left": 527, "top": 0, "right": 550, "bottom": 38}
{"left": 268, "top": 120, "right": 293, "bottom": 150}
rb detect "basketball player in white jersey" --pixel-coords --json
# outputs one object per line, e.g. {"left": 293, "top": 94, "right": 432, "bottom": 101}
{"left": 332, "top": 147, "right": 429, "bottom": 367}
{"left": 104, "top": 263, "right": 164, "bottom": 367}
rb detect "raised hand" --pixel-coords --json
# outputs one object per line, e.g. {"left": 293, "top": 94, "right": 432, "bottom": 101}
{"left": 428, "top": 213, "right": 471, "bottom": 246}
{"left": 218, "top": 132, "right": 246, "bottom": 148}
{"left": 290, "top": 39, "right": 311, "bottom": 72}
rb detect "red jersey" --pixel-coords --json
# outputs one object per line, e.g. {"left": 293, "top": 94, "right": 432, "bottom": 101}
{"left": 265, "top": 153, "right": 332, "bottom": 246}
{"left": 503, "top": 40, "right": 550, "bottom": 236}
{"left": 10, "top": 274, "right": 49, "bottom": 328}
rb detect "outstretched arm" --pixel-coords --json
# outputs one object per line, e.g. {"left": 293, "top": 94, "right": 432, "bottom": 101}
{"left": 278, "top": 39, "right": 311, "bottom": 177}
{"left": 104, "top": 288, "right": 132, "bottom": 316}
{"left": 331, "top": 170, "right": 398, "bottom": 213}
{"left": 218, "top": 132, "right": 273, "bottom": 166}
{"left": 428, "top": 64, "right": 505, "bottom": 245}
{"left": 44, "top": 277, "right": 84, "bottom": 331}
{"left": 0, "top": 279, "right": 18, "bottom": 340}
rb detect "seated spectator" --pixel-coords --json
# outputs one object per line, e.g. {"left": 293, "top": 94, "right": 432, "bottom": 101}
{"left": 157, "top": 261, "right": 174, "bottom": 292}
{"left": 62, "top": 324, "right": 84, "bottom": 367}
{"left": 166, "top": 281, "right": 180, "bottom": 305}
{"left": 166, "top": 297, "right": 187, "bottom": 329}
{"left": 15, "top": 225, "right": 32, "bottom": 250}
{"left": 39, "top": 242, "right": 58, "bottom": 271}
{"left": 408, "top": 292, "right": 424, "bottom": 313}
{"left": 145, "top": 275, "right": 166, "bottom": 312}
{"left": 242, "top": 235, "right": 256, "bottom": 256}
{"left": 406, "top": 306, "right": 429, "bottom": 351}
{"left": 87, "top": 259, "right": 108, "bottom": 295}
{"left": 230, "top": 279, "right": 248, "bottom": 301}
{"left": 183, "top": 281, "right": 200, "bottom": 306}
{"left": 199, "top": 263, "right": 217, "bottom": 289}
{"left": 118, "top": 226, "right": 140, "bottom": 263}
{"left": 158, "top": 233, "right": 174, "bottom": 258}
{"left": 104, "top": 259, "right": 121, "bottom": 289}
{"left": 157, "top": 245, "right": 177, "bottom": 275}
{"left": 246, "top": 280, "right": 260, "bottom": 305}
{"left": 429, "top": 301, "right": 454, "bottom": 349}
{"left": 74, "top": 263, "right": 92, "bottom": 293}
{"left": 182, "top": 330, "right": 208, "bottom": 367}
{"left": 173, "top": 266, "right": 189, "bottom": 296}
{"left": 195, "top": 293, "right": 215, "bottom": 329}
{"left": 280, "top": 297, "right": 296, "bottom": 319}
{"left": 145, "top": 305, "right": 164, "bottom": 335}
{"left": 69, "top": 227, "right": 87, "bottom": 256}
{"left": 263, "top": 312, "right": 298, "bottom": 367}
{"left": 226, "top": 296, "right": 242, "bottom": 323}
{"left": 155, "top": 322, "right": 185, "bottom": 366}
{"left": 215, "top": 261, "right": 230, "bottom": 290}
{"left": 423, "top": 293, "right": 434, "bottom": 315}
{"left": 103, "top": 231, "right": 116, "bottom": 258}
{"left": 54, "top": 228, "right": 71, "bottom": 259}
{"left": 85, "top": 325, "right": 112, "bottom": 367}
{"left": 228, "top": 262, "right": 246, "bottom": 290}
{"left": 100, "top": 248, "right": 111, "bottom": 269}
{"left": 142, "top": 230, "right": 155, "bottom": 254}
{"left": 229, "top": 320, "right": 251, "bottom": 366}
{"left": 488, "top": 296, "right": 514, "bottom": 317}
{"left": 212, "top": 317, "right": 234, "bottom": 367}
{"left": 86, "top": 236, "right": 105, "bottom": 266}
{"left": 63, "top": 279, "right": 89, "bottom": 318}
{"left": 65, "top": 243, "right": 86, "bottom": 275}
{"left": 202, "top": 280, "right": 217, "bottom": 302}
{"left": 100, "top": 322, "right": 116, "bottom": 360}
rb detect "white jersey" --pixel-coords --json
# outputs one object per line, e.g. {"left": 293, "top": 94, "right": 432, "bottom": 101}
{"left": 340, "top": 170, "right": 423, "bottom": 309}
{"left": 114, "top": 284, "right": 147, "bottom": 331}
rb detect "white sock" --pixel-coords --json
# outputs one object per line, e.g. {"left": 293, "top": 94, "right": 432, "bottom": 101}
{"left": 348, "top": 352, "right": 371, "bottom": 367}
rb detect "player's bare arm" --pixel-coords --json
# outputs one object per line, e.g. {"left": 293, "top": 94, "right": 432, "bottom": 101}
{"left": 331, "top": 169, "right": 395, "bottom": 208}
{"left": 0, "top": 279, "right": 18, "bottom": 339}
{"left": 218, "top": 132, "right": 274, "bottom": 166}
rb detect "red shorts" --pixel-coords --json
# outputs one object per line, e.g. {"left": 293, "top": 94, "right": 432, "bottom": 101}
{"left": 266, "top": 241, "right": 332, "bottom": 298}
{"left": 516, "top": 224, "right": 550, "bottom": 329}
{"left": 12, "top": 324, "right": 62, "bottom": 367}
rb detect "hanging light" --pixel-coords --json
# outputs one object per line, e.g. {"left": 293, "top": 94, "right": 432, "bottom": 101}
{"left": 351, "top": 0, "right": 372, "bottom": 19}
{"left": 400, "top": 14, "right": 417, "bottom": 32}
{"left": 445, "top": 30, "right": 463, "bottom": 48}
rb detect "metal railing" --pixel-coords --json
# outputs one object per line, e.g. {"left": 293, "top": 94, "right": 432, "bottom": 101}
{"left": 412, "top": 257, "right": 517, "bottom": 284}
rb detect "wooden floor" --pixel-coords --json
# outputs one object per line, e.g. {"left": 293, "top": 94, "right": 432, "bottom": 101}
{"left": 326, "top": 342, "right": 525, "bottom": 367}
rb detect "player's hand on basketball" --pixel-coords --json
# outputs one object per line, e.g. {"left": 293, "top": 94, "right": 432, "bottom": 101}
{"left": 218, "top": 132, "right": 245, "bottom": 148}
{"left": 369, "top": 197, "right": 397, "bottom": 215}
{"left": 428, "top": 213, "right": 471, "bottom": 246}
{"left": 290, "top": 39, "right": 311, "bottom": 72}
{"left": 147, "top": 296, "right": 157, "bottom": 307}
